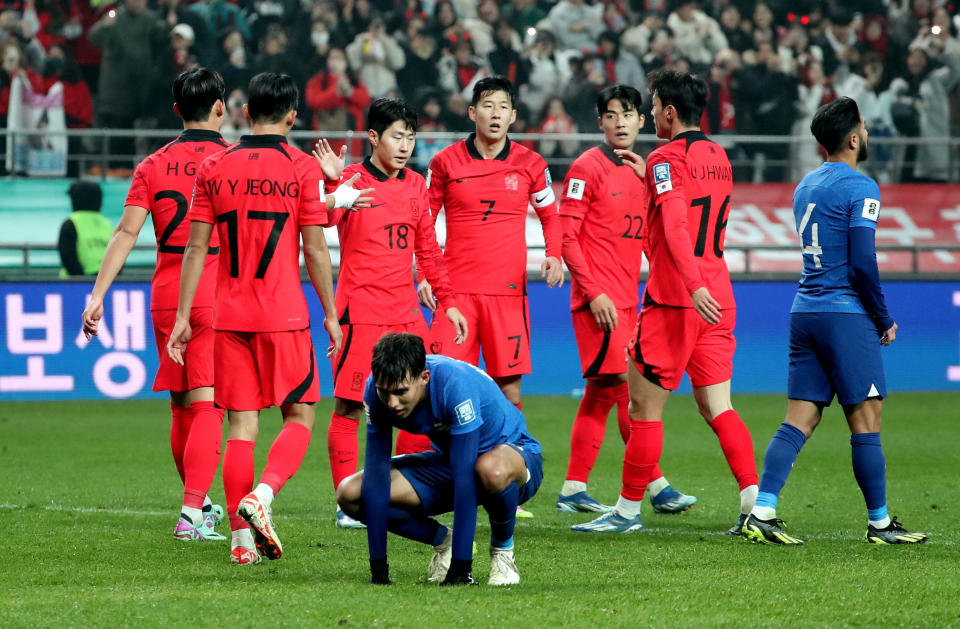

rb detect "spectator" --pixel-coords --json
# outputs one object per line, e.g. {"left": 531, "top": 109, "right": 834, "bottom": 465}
{"left": 621, "top": 9, "right": 665, "bottom": 58}
{"left": 503, "top": 0, "right": 546, "bottom": 35}
{"left": 642, "top": 26, "right": 677, "bottom": 71}
{"left": 520, "top": 29, "right": 563, "bottom": 122}
{"left": 304, "top": 18, "right": 332, "bottom": 77}
{"left": 603, "top": 1, "right": 629, "bottom": 33}
{"left": 0, "top": 1, "right": 45, "bottom": 72}
{"left": 791, "top": 58, "right": 832, "bottom": 181}
{"left": 217, "top": 28, "right": 254, "bottom": 94}
{"left": 545, "top": 0, "right": 604, "bottom": 52}
{"left": 305, "top": 47, "right": 371, "bottom": 141}
{"left": 429, "top": 1, "right": 459, "bottom": 42}
{"left": 462, "top": 0, "right": 499, "bottom": 57}
{"left": 488, "top": 19, "right": 529, "bottom": 88}
{"left": 667, "top": 0, "right": 728, "bottom": 68}
{"left": 40, "top": 42, "right": 91, "bottom": 130}
{"left": 58, "top": 180, "right": 112, "bottom": 277}
{"left": 396, "top": 19, "right": 440, "bottom": 98}
{"left": 704, "top": 47, "right": 738, "bottom": 136}
{"left": 509, "top": 101, "right": 537, "bottom": 151}
{"left": 751, "top": 2, "right": 776, "bottom": 49}
{"left": 561, "top": 55, "right": 605, "bottom": 131}
{"left": 219, "top": 86, "right": 249, "bottom": 143}
{"left": 344, "top": 0, "right": 375, "bottom": 37}
{"left": 597, "top": 30, "right": 646, "bottom": 93}
{"left": 32, "top": 1, "right": 102, "bottom": 93}
{"left": 256, "top": 24, "right": 303, "bottom": 96}
{"left": 537, "top": 97, "right": 578, "bottom": 175}
{"left": 413, "top": 89, "right": 449, "bottom": 169}
{"left": 718, "top": 5, "right": 752, "bottom": 53}
{"left": 346, "top": 15, "right": 405, "bottom": 98}
{"left": 158, "top": 0, "right": 212, "bottom": 61}
{"left": 171, "top": 23, "right": 196, "bottom": 74}
{"left": 441, "top": 90, "right": 471, "bottom": 131}
{"left": 189, "top": 0, "right": 252, "bottom": 44}
{"left": 88, "top": 0, "right": 170, "bottom": 166}
{"left": 1, "top": 37, "right": 42, "bottom": 173}
{"left": 437, "top": 36, "right": 491, "bottom": 99}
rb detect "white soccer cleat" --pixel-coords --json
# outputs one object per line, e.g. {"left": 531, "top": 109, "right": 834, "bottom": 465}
{"left": 488, "top": 548, "right": 520, "bottom": 586}
{"left": 427, "top": 529, "right": 453, "bottom": 582}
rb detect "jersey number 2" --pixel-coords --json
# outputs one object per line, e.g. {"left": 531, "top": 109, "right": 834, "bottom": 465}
{"left": 797, "top": 202, "right": 823, "bottom": 268}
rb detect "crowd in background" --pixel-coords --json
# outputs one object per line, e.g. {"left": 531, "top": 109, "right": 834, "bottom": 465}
{"left": 1, "top": 0, "right": 959, "bottom": 182}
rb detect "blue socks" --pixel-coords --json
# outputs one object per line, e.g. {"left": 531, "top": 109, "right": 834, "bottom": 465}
{"left": 484, "top": 483, "right": 519, "bottom": 550}
{"left": 385, "top": 507, "right": 445, "bottom": 545}
{"left": 756, "top": 422, "right": 808, "bottom": 509}
{"left": 851, "top": 432, "right": 888, "bottom": 523}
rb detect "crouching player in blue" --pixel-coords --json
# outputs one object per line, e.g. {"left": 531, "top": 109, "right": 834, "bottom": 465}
{"left": 741, "top": 97, "right": 927, "bottom": 546}
{"left": 337, "top": 332, "right": 544, "bottom": 585}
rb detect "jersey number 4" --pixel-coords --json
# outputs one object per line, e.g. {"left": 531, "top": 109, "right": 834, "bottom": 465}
{"left": 798, "top": 202, "right": 823, "bottom": 268}
{"left": 217, "top": 210, "right": 289, "bottom": 278}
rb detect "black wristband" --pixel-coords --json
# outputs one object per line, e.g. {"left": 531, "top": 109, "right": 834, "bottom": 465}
{"left": 369, "top": 557, "right": 391, "bottom": 585}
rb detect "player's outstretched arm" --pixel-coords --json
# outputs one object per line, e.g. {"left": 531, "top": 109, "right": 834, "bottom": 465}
{"left": 361, "top": 414, "right": 394, "bottom": 584}
{"left": 312, "top": 138, "right": 348, "bottom": 181}
{"left": 82, "top": 205, "right": 148, "bottom": 339}
{"left": 325, "top": 173, "right": 374, "bottom": 212}
{"left": 301, "top": 224, "right": 342, "bottom": 357}
{"left": 168, "top": 220, "right": 213, "bottom": 365}
{"left": 613, "top": 149, "right": 646, "bottom": 180}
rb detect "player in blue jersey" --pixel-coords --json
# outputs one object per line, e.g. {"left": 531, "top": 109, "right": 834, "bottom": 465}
{"left": 741, "top": 97, "right": 927, "bottom": 546}
{"left": 336, "top": 333, "right": 544, "bottom": 585}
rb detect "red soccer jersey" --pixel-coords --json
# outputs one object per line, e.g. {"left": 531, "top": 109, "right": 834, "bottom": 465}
{"left": 560, "top": 144, "right": 647, "bottom": 311}
{"left": 425, "top": 134, "right": 562, "bottom": 296}
{"left": 643, "top": 130, "right": 735, "bottom": 309}
{"left": 188, "top": 134, "right": 328, "bottom": 332}
{"left": 324, "top": 158, "right": 455, "bottom": 325}
{"left": 125, "top": 129, "right": 228, "bottom": 311}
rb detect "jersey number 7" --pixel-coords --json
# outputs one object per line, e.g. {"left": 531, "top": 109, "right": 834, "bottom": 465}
{"left": 217, "top": 210, "right": 289, "bottom": 278}
{"left": 797, "top": 202, "right": 823, "bottom": 268}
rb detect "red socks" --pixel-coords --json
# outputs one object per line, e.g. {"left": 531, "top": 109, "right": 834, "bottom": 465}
{"left": 621, "top": 420, "right": 663, "bottom": 500}
{"left": 395, "top": 430, "right": 432, "bottom": 455}
{"left": 710, "top": 409, "right": 759, "bottom": 489}
{"left": 170, "top": 404, "right": 192, "bottom": 484}
{"left": 328, "top": 412, "right": 359, "bottom": 490}
{"left": 565, "top": 384, "right": 617, "bottom": 482}
{"left": 181, "top": 401, "right": 224, "bottom": 509}
{"left": 260, "top": 422, "right": 312, "bottom": 494}
{"left": 223, "top": 439, "right": 255, "bottom": 531}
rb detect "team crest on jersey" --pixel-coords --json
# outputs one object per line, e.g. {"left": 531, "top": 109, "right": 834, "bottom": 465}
{"left": 352, "top": 372, "right": 365, "bottom": 391}
{"left": 861, "top": 197, "right": 880, "bottom": 221}
{"left": 653, "top": 163, "right": 672, "bottom": 194}
{"left": 566, "top": 178, "right": 586, "bottom": 200}
{"left": 504, "top": 173, "right": 519, "bottom": 191}
{"left": 454, "top": 399, "right": 477, "bottom": 426}
{"left": 430, "top": 341, "right": 443, "bottom": 354}
{"left": 410, "top": 198, "right": 420, "bottom": 219}
{"left": 544, "top": 168, "right": 553, "bottom": 186}
{"left": 425, "top": 168, "right": 432, "bottom": 189}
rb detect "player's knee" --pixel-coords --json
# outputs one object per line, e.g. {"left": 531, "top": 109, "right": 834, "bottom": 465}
{"left": 475, "top": 456, "right": 509, "bottom": 493}
{"left": 336, "top": 472, "right": 363, "bottom": 515}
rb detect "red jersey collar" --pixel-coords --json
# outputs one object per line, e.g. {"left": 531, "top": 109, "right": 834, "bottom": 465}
{"left": 672, "top": 130, "right": 709, "bottom": 152}
{"left": 598, "top": 143, "right": 622, "bottom": 165}
{"left": 362, "top": 156, "right": 406, "bottom": 181}
{"left": 466, "top": 133, "right": 511, "bottom": 161}
{"left": 231, "top": 134, "right": 291, "bottom": 159}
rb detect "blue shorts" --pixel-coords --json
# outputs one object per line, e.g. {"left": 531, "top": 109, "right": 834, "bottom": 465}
{"left": 393, "top": 444, "right": 544, "bottom": 516}
{"left": 787, "top": 312, "right": 887, "bottom": 406}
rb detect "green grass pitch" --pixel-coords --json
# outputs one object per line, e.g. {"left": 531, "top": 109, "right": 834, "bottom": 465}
{"left": 1, "top": 393, "right": 957, "bottom": 628}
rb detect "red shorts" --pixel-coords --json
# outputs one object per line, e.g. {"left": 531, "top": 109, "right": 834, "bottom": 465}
{"left": 152, "top": 308, "right": 214, "bottom": 392}
{"left": 332, "top": 319, "right": 430, "bottom": 402}
{"left": 572, "top": 305, "right": 636, "bottom": 378}
{"left": 629, "top": 304, "right": 736, "bottom": 391}
{"left": 428, "top": 293, "right": 530, "bottom": 378}
{"left": 214, "top": 328, "right": 320, "bottom": 411}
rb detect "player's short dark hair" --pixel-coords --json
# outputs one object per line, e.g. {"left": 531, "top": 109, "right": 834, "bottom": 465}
{"left": 647, "top": 69, "right": 707, "bottom": 126}
{"left": 172, "top": 67, "right": 225, "bottom": 122}
{"left": 371, "top": 333, "right": 427, "bottom": 388}
{"left": 67, "top": 180, "right": 102, "bottom": 212}
{"left": 246, "top": 72, "right": 299, "bottom": 124}
{"left": 471, "top": 76, "right": 516, "bottom": 109}
{"left": 810, "top": 96, "right": 861, "bottom": 156}
{"left": 367, "top": 98, "right": 419, "bottom": 136}
{"left": 596, "top": 85, "right": 644, "bottom": 117}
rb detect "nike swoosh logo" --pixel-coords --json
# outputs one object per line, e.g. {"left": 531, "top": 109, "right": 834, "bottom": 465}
{"left": 507, "top": 362, "right": 521, "bottom": 369}
{"left": 455, "top": 178, "right": 467, "bottom": 183}
{"left": 369, "top": 203, "right": 384, "bottom": 208}
{"left": 612, "top": 192, "right": 623, "bottom": 197}
{"left": 535, "top": 194, "right": 548, "bottom": 203}
{"left": 337, "top": 458, "right": 352, "bottom": 464}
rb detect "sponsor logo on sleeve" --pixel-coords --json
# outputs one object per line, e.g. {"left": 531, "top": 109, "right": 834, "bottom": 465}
{"left": 861, "top": 197, "right": 880, "bottom": 221}
{"left": 363, "top": 402, "right": 372, "bottom": 425}
{"left": 454, "top": 399, "right": 477, "bottom": 426}
{"left": 544, "top": 167, "right": 552, "bottom": 186}
{"left": 566, "top": 178, "right": 586, "bottom": 200}
{"left": 653, "top": 163, "right": 672, "bottom": 195}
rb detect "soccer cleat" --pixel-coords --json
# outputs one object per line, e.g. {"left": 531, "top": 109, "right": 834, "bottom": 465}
{"left": 203, "top": 504, "right": 225, "bottom": 528}
{"left": 556, "top": 491, "right": 614, "bottom": 514}
{"left": 173, "top": 515, "right": 227, "bottom": 541}
{"left": 488, "top": 548, "right": 521, "bottom": 586}
{"left": 427, "top": 530, "right": 452, "bottom": 583}
{"left": 741, "top": 514, "right": 805, "bottom": 545}
{"left": 237, "top": 493, "right": 283, "bottom": 560}
{"left": 335, "top": 508, "right": 367, "bottom": 529}
{"left": 571, "top": 511, "right": 644, "bottom": 533}
{"left": 865, "top": 517, "right": 928, "bottom": 544}
{"left": 650, "top": 486, "right": 698, "bottom": 514}
{"left": 516, "top": 506, "right": 534, "bottom": 519}
{"left": 441, "top": 573, "right": 478, "bottom": 586}
{"left": 726, "top": 513, "right": 748, "bottom": 536}
{"left": 230, "top": 545, "right": 262, "bottom": 565}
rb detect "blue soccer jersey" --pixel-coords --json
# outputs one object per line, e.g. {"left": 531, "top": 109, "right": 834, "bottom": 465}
{"left": 790, "top": 162, "right": 882, "bottom": 315}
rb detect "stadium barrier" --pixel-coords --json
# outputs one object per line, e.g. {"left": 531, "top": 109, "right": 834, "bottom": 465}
{"left": 1, "top": 280, "right": 958, "bottom": 401}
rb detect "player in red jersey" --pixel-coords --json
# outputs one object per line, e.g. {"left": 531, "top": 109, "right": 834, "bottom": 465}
{"left": 168, "top": 72, "right": 371, "bottom": 565}
{"left": 573, "top": 70, "right": 758, "bottom": 534}
{"left": 417, "top": 76, "right": 564, "bottom": 411}
{"left": 82, "top": 68, "right": 230, "bottom": 542}
{"left": 556, "top": 85, "right": 697, "bottom": 516}
{"left": 315, "top": 99, "right": 468, "bottom": 529}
